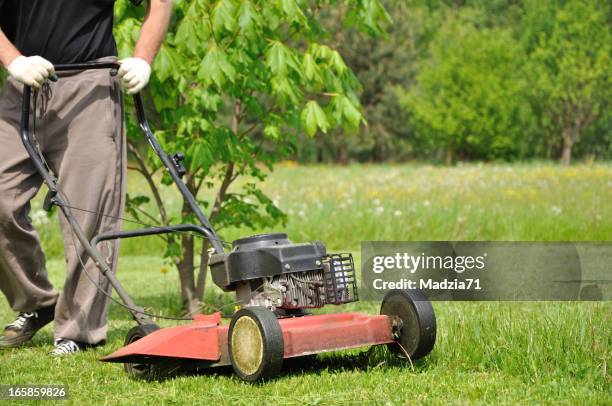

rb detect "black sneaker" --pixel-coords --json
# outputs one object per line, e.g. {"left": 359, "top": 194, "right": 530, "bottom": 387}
{"left": 50, "top": 339, "right": 81, "bottom": 356}
{"left": 0, "top": 304, "right": 55, "bottom": 348}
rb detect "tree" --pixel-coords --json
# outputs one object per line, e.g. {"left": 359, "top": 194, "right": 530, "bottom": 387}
{"left": 524, "top": 0, "right": 612, "bottom": 165}
{"left": 399, "top": 9, "right": 533, "bottom": 162}
{"left": 306, "top": 0, "right": 414, "bottom": 163}
{"left": 113, "top": 0, "right": 386, "bottom": 314}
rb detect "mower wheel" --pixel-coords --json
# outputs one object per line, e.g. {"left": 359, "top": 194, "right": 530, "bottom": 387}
{"left": 380, "top": 289, "right": 436, "bottom": 361}
{"left": 228, "top": 307, "right": 284, "bottom": 382}
{"left": 123, "top": 324, "right": 160, "bottom": 379}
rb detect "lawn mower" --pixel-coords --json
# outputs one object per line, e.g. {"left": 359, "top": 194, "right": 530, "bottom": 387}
{"left": 19, "top": 62, "right": 436, "bottom": 382}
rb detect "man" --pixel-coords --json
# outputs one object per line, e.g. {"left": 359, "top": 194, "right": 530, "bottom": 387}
{"left": 0, "top": 0, "right": 173, "bottom": 355}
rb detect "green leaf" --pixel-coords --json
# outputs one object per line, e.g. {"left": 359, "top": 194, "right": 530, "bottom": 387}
{"left": 163, "top": 241, "right": 182, "bottom": 259}
{"left": 154, "top": 45, "right": 175, "bottom": 82}
{"left": 198, "top": 46, "right": 236, "bottom": 88}
{"left": 279, "top": 0, "right": 305, "bottom": 23}
{"left": 271, "top": 76, "right": 301, "bottom": 104}
{"left": 266, "top": 41, "right": 300, "bottom": 77}
{"left": 237, "top": 0, "right": 259, "bottom": 33}
{"left": 190, "top": 140, "right": 214, "bottom": 171}
{"left": 176, "top": 16, "right": 200, "bottom": 54}
{"left": 212, "top": 0, "right": 237, "bottom": 33}
{"left": 330, "top": 50, "right": 347, "bottom": 74}
{"left": 301, "top": 101, "right": 329, "bottom": 136}
{"left": 201, "top": 91, "right": 222, "bottom": 112}
{"left": 336, "top": 96, "right": 363, "bottom": 130}
{"left": 126, "top": 194, "right": 150, "bottom": 207}
{"left": 114, "top": 0, "right": 127, "bottom": 19}
{"left": 311, "top": 43, "right": 331, "bottom": 60}
{"left": 264, "top": 125, "right": 281, "bottom": 140}
{"left": 266, "top": 41, "right": 287, "bottom": 76}
{"left": 302, "top": 52, "right": 321, "bottom": 82}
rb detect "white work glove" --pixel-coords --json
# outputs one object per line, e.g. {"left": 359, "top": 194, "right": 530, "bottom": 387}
{"left": 8, "top": 55, "right": 55, "bottom": 89}
{"left": 118, "top": 57, "right": 151, "bottom": 94}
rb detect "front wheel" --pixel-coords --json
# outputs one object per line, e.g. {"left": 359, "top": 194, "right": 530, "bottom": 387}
{"left": 380, "top": 289, "right": 436, "bottom": 360}
{"left": 228, "top": 307, "right": 284, "bottom": 382}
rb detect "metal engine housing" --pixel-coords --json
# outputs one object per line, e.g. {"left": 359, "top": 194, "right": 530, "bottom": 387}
{"left": 209, "top": 233, "right": 357, "bottom": 310}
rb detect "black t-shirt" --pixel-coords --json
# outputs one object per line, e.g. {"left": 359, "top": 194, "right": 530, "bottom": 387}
{"left": 0, "top": 0, "right": 16, "bottom": 41}
{"left": 0, "top": 0, "right": 124, "bottom": 64}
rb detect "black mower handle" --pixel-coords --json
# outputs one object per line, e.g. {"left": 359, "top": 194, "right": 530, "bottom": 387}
{"left": 19, "top": 61, "right": 225, "bottom": 254}
{"left": 49, "top": 61, "right": 122, "bottom": 81}
{"left": 53, "top": 62, "right": 121, "bottom": 71}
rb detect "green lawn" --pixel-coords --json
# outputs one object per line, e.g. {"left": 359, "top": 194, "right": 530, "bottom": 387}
{"left": 1, "top": 163, "right": 611, "bottom": 404}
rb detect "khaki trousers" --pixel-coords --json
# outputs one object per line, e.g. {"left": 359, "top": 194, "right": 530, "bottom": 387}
{"left": 0, "top": 58, "right": 125, "bottom": 344}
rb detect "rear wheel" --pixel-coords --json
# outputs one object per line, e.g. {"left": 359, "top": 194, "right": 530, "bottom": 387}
{"left": 228, "top": 307, "right": 284, "bottom": 382}
{"left": 380, "top": 289, "right": 436, "bottom": 360}
{"left": 123, "top": 324, "right": 160, "bottom": 379}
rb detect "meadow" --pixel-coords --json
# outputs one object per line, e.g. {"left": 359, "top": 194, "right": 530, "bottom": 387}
{"left": 0, "top": 163, "right": 610, "bottom": 404}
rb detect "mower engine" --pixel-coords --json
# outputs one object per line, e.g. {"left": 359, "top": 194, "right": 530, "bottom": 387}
{"left": 210, "top": 233, "right": 358, "bottom": 311}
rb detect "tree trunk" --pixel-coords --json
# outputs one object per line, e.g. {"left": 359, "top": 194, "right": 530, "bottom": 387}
{"left": 546, "top": 128, "right": 554, "bottom": 160}
{"left": 373, "top": 129, "right": 382, "bottom": 163}
{"left": 316, "top": 136, "right": 325, "bottom": 163}
{"left": 561, "top": 140, "right": 573, "bottom": 165}
{"left": 560, "top": 128, "right": 577, "bottom": 166}
{"left": 176, "top": 189, "right": 200, "bottom": 315}
{"left": 177, "top": 232, "right": 199, "bottom": 315}
{"left": 195, "top": 240, "right": 210, "bottom": 305}
{"left": 445, "top": 147, "right": 454, "bottom": 165}
{"left": 338, "top": 137, "right": 349, "bottom": 165}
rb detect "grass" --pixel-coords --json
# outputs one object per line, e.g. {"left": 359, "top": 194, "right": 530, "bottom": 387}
{"left": 35, "top": 162, "right": 612, "bottom": 257}
{"left": 1, "top": 163, "right": 611, "bottom": 405}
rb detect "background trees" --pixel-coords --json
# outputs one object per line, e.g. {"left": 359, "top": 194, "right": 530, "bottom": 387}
{"left": 522, "top": 0, "right": 611, "bottom": 164}
{"left": 327, "top": 0, "right": 611, "bottom": 163}
{"left": 400, "top": 10, "right": 533, "bottom": 163}
{"left": 2, "top": 1, "right": 608, "bottom": 166}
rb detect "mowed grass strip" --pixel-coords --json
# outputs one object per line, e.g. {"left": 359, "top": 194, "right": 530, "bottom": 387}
{"left": 1, "top": 164, "right": 610, "bottom": 404}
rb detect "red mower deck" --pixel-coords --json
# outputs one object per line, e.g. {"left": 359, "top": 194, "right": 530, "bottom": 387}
{"left": 101, "top": 312, "right": 395, "bottom": 366}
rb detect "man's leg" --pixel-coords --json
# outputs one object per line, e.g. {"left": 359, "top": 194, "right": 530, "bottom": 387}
{"left": 0, "top": 78, "right": 58, "bottom": 346}
{"left": 44, "top": 65, "right": 126, "bottom": 345}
